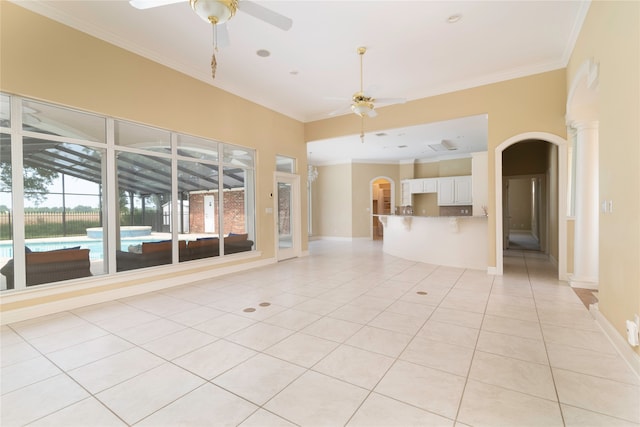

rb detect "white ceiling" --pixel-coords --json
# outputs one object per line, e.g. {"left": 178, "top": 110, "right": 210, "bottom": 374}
{"left": 307, "top": 114, "right": 489, "bottom": 165}
{"left": 11, "top": 0, "right": 589, "bottom": 164}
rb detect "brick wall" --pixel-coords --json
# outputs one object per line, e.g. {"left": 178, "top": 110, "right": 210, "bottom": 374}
{"left": 189, "top": 190, "right": 246, "bottom": 235}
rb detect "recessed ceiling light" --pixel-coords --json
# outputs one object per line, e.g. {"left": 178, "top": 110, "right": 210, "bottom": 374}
{"left": 397, "top": 145, "right": 408, "bottom": 148}
{"left": 289, "top": 70, "right": 299, "bottom": 75}
{"left": 447, "top": 14, "right": 462, "bottom": 24}
{"left": 256, "top": 49, "right": 270, "bottom": 57}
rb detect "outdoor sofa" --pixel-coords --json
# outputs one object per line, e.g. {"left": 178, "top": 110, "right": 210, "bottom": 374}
{"left": 116, "top": 233, "right": 254, "bottom": 272}
{"left": 1, "top": 246, "right": 91, "bottom": 290}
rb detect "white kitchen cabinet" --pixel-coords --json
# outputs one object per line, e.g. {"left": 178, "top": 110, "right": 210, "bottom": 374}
{"left": 423, "top": 178, "right": 438, "bottom": 193}
{"left": 454, "top": 176, "right": 472, "bottom": 204}
{"left": 400, "top": 180, "right": 411, "bottom": 206}
{"left": 409, "top": 178, "right": 438, "bottom": 194}
{"left": 438, "top": 178, "right": 455, "bottom": 205}
{"left": 409, "top": 179, "right": 423, "bottom": 194}
{"left": 437, "top": 176, "right": 472, "bottom": 206}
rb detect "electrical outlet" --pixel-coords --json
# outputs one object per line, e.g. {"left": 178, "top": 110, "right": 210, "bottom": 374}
{"left": 626, "top": 315, "right": 640, "bottom": 347}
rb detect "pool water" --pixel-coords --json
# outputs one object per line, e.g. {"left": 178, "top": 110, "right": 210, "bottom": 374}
{"left": 0, "top": 237, "right": 165, "bottom": 261}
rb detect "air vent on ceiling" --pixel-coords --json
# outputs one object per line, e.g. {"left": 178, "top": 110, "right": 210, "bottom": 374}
{"left": 429, "top": 140, "right": 457, "bottom": 152}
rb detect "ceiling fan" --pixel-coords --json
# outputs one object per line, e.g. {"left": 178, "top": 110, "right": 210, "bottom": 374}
{"left": 328, "top": 47, "right": 406, "bottom": 142}
{"left": 129, "top": 0, "right": 293, "bottom": 78}
{"left": 329, "top": 47, "right": 406, "bottom": 119}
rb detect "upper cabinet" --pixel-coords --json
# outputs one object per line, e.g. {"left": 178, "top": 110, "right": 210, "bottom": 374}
{"left": 408, "top": 178, "right": 438, "bottom": 194}
{"left": 437, "top": 176, "right": 472, "bottom": 206}
{"left": 400, "top": 180, "right": 411, "bottom": 206}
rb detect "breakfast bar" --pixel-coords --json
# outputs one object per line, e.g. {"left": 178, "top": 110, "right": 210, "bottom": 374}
{"left": 377, "top": 214, "right": 488, "bottom": 270}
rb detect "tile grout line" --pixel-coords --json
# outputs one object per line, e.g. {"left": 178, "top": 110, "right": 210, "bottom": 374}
{"left": 524, "top": 250, "right": 567, "bottom": 427}
{"left": 451, "top": 266, "right": 497, "bottom": 425}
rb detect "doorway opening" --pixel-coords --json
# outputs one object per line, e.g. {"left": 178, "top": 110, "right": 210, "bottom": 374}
{"left": 504, "top": 175, "right": 545, "bottom": 252}
{"left": 372, "top": 178, "right": 392, "bottom": 240}
{"left": 275, "top": 172, "right": 301, "bottom": 261}
{"left": 495, "top": 134, "right": 568, "bottom": 279}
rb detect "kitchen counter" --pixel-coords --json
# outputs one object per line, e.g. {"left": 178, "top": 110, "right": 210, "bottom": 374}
{"left": 377, "top": 214, "right": 488, "bottom": 270}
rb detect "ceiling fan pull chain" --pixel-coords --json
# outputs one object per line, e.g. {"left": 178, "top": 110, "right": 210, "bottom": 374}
{"left": 211, "top": 24, "right": 218, "bottom": 79}
{"left": 212, "top": 23, "right": 218, "bottom": 52}
{"left": 360, "top": 116, "right": 365, "bottom": 143}
{"left": 211, "top": 51, "right": 217, "bottom": 79}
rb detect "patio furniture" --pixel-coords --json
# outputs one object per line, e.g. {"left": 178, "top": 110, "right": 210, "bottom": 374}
{"left": 1, "top": 247, "right": 92, "bottom": 289}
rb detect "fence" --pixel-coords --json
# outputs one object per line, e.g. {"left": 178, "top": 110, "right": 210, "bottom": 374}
{"left": 0, "top": 211, "right": 162, "bottom": 239}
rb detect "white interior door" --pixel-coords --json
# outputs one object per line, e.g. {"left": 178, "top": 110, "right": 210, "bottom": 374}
{"left": 275, "top": 173, "right": 300, "bottom": 261}
{"left": 204, "top": 195, "right": 215, "bottom": 233}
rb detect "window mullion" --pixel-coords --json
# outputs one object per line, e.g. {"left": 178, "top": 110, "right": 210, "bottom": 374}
{"left": 10, "top": 97, "right": 26, "bottom": 290}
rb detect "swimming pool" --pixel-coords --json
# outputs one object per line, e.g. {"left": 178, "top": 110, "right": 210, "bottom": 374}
{"left": 0, "top": 237, "right": 166, "bottom": 261}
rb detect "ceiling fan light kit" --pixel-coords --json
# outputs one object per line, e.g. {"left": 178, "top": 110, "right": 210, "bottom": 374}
{"left": 130, "top": 0, "right": 291, "bottom": 81}
{"left": 190, "top": 0, "right": 237, "bottom": 25}
{"left": 327, "top": 46, "right": 406, "bottom": 142}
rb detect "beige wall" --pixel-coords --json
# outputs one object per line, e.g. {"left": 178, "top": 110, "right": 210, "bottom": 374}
{"left": 399, "top": 162, "right": 415, "bottom": 180}
{"left": 414, "top": 161, "right": 440, "bottom": 179}
{"left": 307, "top": 70, "right": 567, "bottom": 268}
{"left": 313, "top": 164, "right": 352, "bottom": 238}
{"left": 0, "top": 4, "right": 307, "bottom": 264}
{"left": 437, "top": 158, "right": 473, "bottom": 177}
{"left": 567, "top": 1, "right": 640, "bottom": 354}
{"left": 508, "top": 178, "right": 533, "bottom": 231}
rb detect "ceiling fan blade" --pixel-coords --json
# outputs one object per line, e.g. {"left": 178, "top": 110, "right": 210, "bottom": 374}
{"left": 374, "top": 97, "right": 407, "bottom": 105}
{"left": 328, "top": 105, "right": 351, "bottom": 117}
{"left": 366, "top": 109, "right": 378, "bottom": 118}
{"left": 238, "top": 0, "right": 293, "bottom": 31}
{"left": 129, "top": 0, "right": 185, "bottom": 10}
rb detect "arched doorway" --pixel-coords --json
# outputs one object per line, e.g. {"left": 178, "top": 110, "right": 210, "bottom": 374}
{"left": 495, "top": 132, "right": 568, "bottom": 279}
{"left": 371, "top": 177, "right": 394, "bottom": 240}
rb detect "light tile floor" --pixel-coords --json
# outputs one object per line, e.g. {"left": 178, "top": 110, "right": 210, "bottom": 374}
{"left": 1, "top": 240, "right": 639, "bottom": 426}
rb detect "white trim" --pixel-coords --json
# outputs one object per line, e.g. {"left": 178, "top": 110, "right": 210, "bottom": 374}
{"left": 560, "top": 1, "right": 592, "bottom": 67}
{"left": 495, "top": 132, "right": 568, "bottom": 279}
{"left": 313, "top": 236, "right": 366, "bottom": 242}
{"left": 591, "top": 305, "right": 640, "bottom": 380}
{"left": 10, "top": 96, "right": 26, "bottom": 290}
{"left": 487, "top": 266, "right": 497, "bottom": 275}
{"left": 1, "top": 255, "right": 273, "bottom": 325}
{"left": 569, "top": 275, "right": 599, "bottom": 290}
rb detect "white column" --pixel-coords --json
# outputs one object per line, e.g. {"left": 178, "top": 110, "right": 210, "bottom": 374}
{"left": 571, "top": 121, "right": 599, "bottom": 289}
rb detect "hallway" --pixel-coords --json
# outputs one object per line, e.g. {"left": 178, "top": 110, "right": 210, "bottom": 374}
{"left": 1, "top": 240, "right": 639, "bottom": 426}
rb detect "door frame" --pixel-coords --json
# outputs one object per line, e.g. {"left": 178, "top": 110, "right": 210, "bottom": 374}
{"left": 495, "top": 132, "right": 568, "bottom": 279}
{"left": 274, "top": 172, "right": 301, "bottom": 261}
{"left": 369, "top": 176, "right": 395, "bottom": 239}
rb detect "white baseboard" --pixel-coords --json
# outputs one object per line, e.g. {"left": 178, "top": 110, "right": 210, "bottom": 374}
{"left": 569, "top": 274, "right": 599, "bottom": 290}
{"left": 0, "top": 256, "right": 275, "bottom": 325}
{"left": 314, "top": 236, "right": 355, "bottom": 242}
{"left": 487, "top": 266, "right": 498, "bottom": 275}
{"left": 591, "top": 304, "right": 640, "bottom": 379}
